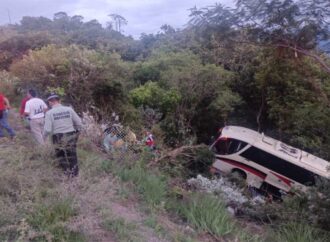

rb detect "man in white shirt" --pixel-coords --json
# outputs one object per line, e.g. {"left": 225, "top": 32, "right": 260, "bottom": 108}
{"left": 24, "top": 89, "right": 48, "bottom": 145}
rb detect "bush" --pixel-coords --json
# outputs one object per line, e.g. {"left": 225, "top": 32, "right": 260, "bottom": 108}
{"left": 10, "top": 45, "right": 130, "bottom": 113}
{"left": 129, "top": 81, "right": 181, "bottom": 114}
{"left": 241, "top": 177, "right": 330, "bottom": 242}
{"left": 307, "top": 178, "right": 330, "bottom": 231}
{"left": 185, "top": 145, "right": 214, "bottom": 176}
{"left": 160, "top": 145, "right": 214, "bottom": 178}
{"left": 133, "top": 65, "right": 161, "bottom": 85}
{"left": 0, "top": 71, "right": 19, "bottom": 103}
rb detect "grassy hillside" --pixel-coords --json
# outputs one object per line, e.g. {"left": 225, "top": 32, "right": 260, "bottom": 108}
{"left": 1, "top": 111, "right": 329, "bottom": 242}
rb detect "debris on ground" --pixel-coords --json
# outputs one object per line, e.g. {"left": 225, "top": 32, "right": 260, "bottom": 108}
{"left": 187, "top": 175, "right": 266, "bottom": 207}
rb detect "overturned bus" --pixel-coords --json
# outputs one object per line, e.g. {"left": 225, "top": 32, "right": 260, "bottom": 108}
{"left": 210, "top": 126, "right": 330, "bottom": 193}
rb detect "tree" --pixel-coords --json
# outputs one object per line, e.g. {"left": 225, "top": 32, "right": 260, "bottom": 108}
{"left": 19, "top": 16, "right": 53, "bottom": 31}
{"left": 53, "top": 12, "right": 71, "bottom": 32}
{"left": 160, "top": 24, "right": 176, "bottom": 35}
{"left": 0, "top": 32, "right": 52, "bottom": 70}
{"left": 9, "top": 45, "right": 130, "bottom": 113}
{"left": 108, "top": 14, "right": 128, "bottom": 33}
{"left": 189, "top": 0, "right": 330, "bottom": 73}
{"left": 129, "top": 82, "right": 181, "bottom": 114}
{"left": 136, "top": 51, "right": 239, "bottom": 145}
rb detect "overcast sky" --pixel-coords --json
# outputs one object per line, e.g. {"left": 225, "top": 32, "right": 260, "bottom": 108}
{"left": 0, "top": 0, "right": 232, "bottom": 38}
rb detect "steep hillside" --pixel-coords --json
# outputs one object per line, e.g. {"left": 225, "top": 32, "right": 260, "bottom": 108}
{"left": 0, "top": 111, "right": 188, "bottom": 242}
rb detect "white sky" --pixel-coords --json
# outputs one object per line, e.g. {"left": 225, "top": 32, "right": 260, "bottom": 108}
{"left": 0, "top": 0, "right": 233, "bottom": 38}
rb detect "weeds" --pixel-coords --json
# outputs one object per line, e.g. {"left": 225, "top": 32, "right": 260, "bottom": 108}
{"left": 173, "top": 234, "right": 199, "bottom": 242}
{"left": 118, "top": 160, "right": 167, "bottom": 207}
{"left": 178, "top": 193, "right": 235, "bottom": 238}
{"left": 26, "top": 199, "right": 85, "bottom": 242}
{"left": 107, "top": 152, "right": 167, "bottom": 207}
{"left": 102, "top": 217, "right": 141, "bottom": 242}
{"left": 270, "top": 223, "right": 328, "bottom": 242}
{"left": 28, "top": 199, "right": 76, "bottom": 227}
{"left": 144, "top": 215, "right": 158, "bottom": 229}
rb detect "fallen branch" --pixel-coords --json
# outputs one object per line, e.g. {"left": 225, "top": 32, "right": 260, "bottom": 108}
{"left": 150, "top": 145, "right": 205, "bottom": 166}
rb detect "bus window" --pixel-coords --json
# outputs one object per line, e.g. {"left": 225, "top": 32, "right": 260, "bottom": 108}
{"left": 213, "top": 138, "right": 247, "bottom": 155}
{"left": 228, "top": 139, "right": 248, "bottom": 154}
{"left": 241, "top": 146, "right": 317, "bottom": 185}
{"left": 213, "top": 138, "right": 228, "bottom": 155}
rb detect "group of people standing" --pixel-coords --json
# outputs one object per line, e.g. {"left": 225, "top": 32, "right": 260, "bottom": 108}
{"left": 0, "top": 89, "right": 82, "bottom": 177}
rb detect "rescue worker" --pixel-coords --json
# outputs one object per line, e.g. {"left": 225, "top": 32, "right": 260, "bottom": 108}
{"left": 44, "top": 93, "right": 82, "bottom": 177}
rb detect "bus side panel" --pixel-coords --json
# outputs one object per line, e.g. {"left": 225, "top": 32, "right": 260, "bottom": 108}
{"left": 264, "top": 172, "right": 291, "bottom": 192}
{"left": 212, "top": 158, "right": 265, "bottom": 189}
{"left": 212, "top": 159, "right": 234, "bottom": 174}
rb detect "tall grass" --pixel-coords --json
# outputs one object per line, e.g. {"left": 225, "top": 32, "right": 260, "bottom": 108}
{"left": 101, "top": 149, "right": 168, "bottom": 207}
{"left": 27, "top": 199, "right": 86, "bottom": 242}
{"left": 102, "top": 217, "right": 141, "bottom": 242}
{"left": 179, "top": 193, "right": 235, "bottom": 238}
{"left": 118, "top": 161, "right": 167, "bottom": 207}
{"left": 271, "top": 223, "right": 328, "bottom": 242}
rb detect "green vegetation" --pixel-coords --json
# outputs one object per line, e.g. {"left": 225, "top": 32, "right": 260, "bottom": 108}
{"left": 104, "top": 151, "right": 168, "bottom": 207}
{"left": 270, "top": 223, "right": 328, "bottom": 242}
{"left": 118, "top": 163, "right": 168, "bottom": 207}
{"left": 0, "top": 0, "right": 330, "bottom": 241}
{"left": 0, "top": 141, "right": 85, "bottom": 242}
{"left": 102, "top": 217, "right": 140, "bottom": 242}
{"left": 178, "top": 194, "right": 235, "bottom": 237}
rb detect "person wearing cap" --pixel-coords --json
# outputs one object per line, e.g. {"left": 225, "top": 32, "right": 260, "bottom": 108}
{"left": 44, "top": 93, "right": 82, "bottom": 177}
{"left": 24, "top": 89, "right": 48, "bottom": 145}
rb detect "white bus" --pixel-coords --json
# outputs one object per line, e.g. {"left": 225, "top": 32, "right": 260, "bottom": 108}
{"left": 210, "top": 126, "right": 330, "bottom": 193}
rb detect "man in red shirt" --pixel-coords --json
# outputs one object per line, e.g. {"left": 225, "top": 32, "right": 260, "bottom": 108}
{"left": 0, "top": 93, "right": 16, "bottom": 139}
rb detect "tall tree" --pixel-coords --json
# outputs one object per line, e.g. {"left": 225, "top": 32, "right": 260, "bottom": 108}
{"left": 189, "top": 0, "right": 330, "bottom": 73}
{"left": 108, "top": 14, "right": 128, "bottom": 33}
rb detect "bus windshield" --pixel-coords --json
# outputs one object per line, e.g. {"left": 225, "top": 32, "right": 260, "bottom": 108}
{"left": 213, "top": 138, "right": 248, "bottom": 155}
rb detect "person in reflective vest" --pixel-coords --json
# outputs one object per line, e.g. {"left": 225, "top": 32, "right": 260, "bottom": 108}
{"left": 44, "top": 93, "right": 82, "bottom": 177}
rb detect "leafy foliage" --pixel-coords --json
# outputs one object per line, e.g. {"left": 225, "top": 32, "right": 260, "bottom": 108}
{"left": 10, "top": 45, "right": 130, "bottom": 113}
{"left": 129, "top": 82, "right": 181, "bottom": 114}
{"left": 0, "top": 4, "right": 329, "bottom": 240}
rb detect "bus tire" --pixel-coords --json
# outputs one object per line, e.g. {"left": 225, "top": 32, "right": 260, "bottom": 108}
{"left": 231, "top": 169, "right": 247, "bottom": 180}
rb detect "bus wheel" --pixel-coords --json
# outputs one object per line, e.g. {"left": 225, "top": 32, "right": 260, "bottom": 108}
{"left": 230, "top": 169, "right": 247, "bottom": 187}
{"left": 231, "top": 169, "right": 247, "bottom": 180}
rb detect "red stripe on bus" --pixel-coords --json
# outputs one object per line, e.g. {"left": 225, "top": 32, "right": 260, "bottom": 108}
{"left": 219, "top": 158, "right": 267, "bottom": 179}
{"left": 270, "top": 172, "right": 292, "bottom": 186}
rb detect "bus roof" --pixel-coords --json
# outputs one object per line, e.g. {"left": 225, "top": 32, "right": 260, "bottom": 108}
{"left": 220, "top": 126, "right": 330, "bottom": 178}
